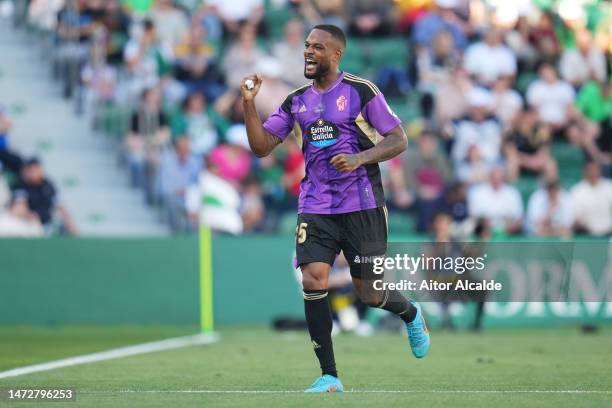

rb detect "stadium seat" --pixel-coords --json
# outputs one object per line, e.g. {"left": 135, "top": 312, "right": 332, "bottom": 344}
{"left": 515, "top": 174, "right": 540, "bottom": 203}
{"left": 341, "top": 41, "right": 366, "bottom": 74}
{"left": 264, "top": 0, "right": 298, "bottom": 40}
{"left": 551, "top": 141, "right": 586, "bottom": 187}
{"left": 362, "top": 38, "right": 409, "bottom": 73}
{"left": 388, "top": 98, "right": 421, "bottom": 123}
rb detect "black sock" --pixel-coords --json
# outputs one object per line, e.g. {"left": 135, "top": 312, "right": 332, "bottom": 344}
{"left": 303, "top": 289, "right": 337, "bottom": 378}
{"left": 377, "top": 289, "right": 417, "bottom": 323}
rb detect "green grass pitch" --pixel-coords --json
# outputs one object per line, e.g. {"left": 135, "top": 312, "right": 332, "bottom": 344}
{"left": 0, "top": 325, "right": 611, "bottom": 407}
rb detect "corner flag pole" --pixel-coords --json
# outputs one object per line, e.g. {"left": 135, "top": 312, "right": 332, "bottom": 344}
{"left": 199, "top": 224, "right": 214, "bottom": 333}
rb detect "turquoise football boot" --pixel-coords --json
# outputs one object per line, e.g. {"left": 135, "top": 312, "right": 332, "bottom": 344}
{"left": 405, "top": 301, "right": 430, "bottom": 358}
{"left": 304, "top": 374, "right": 344, "bottom": 393}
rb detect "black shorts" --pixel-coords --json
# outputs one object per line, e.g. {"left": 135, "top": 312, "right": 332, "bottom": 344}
{"left": 295, "top": 207, "right": 388, "bottom": 279}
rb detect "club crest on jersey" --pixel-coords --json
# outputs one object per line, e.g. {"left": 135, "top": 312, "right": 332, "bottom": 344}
{"left": 336, "top": 95, "right": 347, "bottom": 112}
{"left": 306, "top": 119, "right": 339, "bottom": 148}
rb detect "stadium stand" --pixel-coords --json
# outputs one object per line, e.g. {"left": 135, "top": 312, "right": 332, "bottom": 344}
{"left": 3, "top": 0, "right": 611, "bottom": 238}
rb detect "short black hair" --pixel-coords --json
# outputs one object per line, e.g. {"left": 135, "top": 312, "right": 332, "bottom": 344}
{"left": 143, "top": 18, "right": 155, "bottom": 31}
{"left": 312, "top": 24, "right": 346, "bottom": 48}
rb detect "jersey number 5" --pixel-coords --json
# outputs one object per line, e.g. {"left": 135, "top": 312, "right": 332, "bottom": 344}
{"left": 296, "top": 222, "right": 308, "bottom": 244}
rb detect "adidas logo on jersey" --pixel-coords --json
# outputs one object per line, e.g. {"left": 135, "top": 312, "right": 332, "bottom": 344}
{"left": 299, "top": 104, "right": 307, "bottom": 113}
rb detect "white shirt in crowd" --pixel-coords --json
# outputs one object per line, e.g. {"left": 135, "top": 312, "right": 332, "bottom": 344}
{"left": 468, "top": 183, "right": 523, "bottom": 230}
{"left": 451, "top": 117, "right": 503, "bottom": 165}
{"left": 559, "top": 46, "right": 608, "bottom": 85}
{"left": 207, "top": 0, "right": 263, "bottom": 22}
{"left": 491, "top": 88, "right": 523, "bottom": 126}
{"left": 0, "top": 212, "right": 44, "bottom": 238}
{"left": 525, "top": 188, "right": 573, "bottom": 235}
{"left": 526, "top": 79, "right": 575, "bottom": 126}
{"left": 570, "top": 179, "right": 612, "bottom": 235}
{"left": 150, "top": 6, "right": 189, "bottom": 50}
{"left": 273, "top": 42, "right": 308, "bottom": 88}
{"left": 0, "top": 175, "right": 9, "bottom": 209}
{"left": 463, "top": 42, "right": 517, "bottom": 84}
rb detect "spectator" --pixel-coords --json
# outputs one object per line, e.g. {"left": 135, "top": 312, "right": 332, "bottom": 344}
{"left": 241, "top": 175, "right": 265, "bottom": 232}
{"left": 526, "top": 63, "right": 585, "bottom": 144}
{"left": 0, "top": 167, "right": 9, "bottom": 209}
{"left": 577, "top": 81, "right": 612, "bottom": 171}
{"left": 346, "top": 0, "right": 395, "bottom": 37}
{"left": 257, "top": 152, "right": 286, "bottom": 229}
{"left": 214, "top": 89, "right": 247, "bottom": 129}
{"left": 456, "top": 145, "right": 492, "bottom": 186}
{"left": 101, "top": 0, "right": 131, "bottom": 65}
{"left": 577, "top": 80, "right": 612, "bottom": 124}
{"left": 526, "top": 63, "right": 574, "bottom": 128}
{"left": 570, "top": 162, "right": 612, "bottom": 236}
{"left": 529, "top": 11, "right": 561, "bottom": 65}
{"left": 412, "top": 0, "right": 468, "bottom": 54}
{"left": 123, "top": 19, "right": 172, "bottom": 101}
{"left": 426, "top": 210, "right": 458, "bottom": 329}
{"left": 173, "top": 23, "right": 225, "bottom": 102}
{"left": 468, "top": 167, "right": 523, "bottom": 235}
{"left": 389, "top": 131, "right": 452, "bottom": 232}
{"left": 171, "top": 92, "right": 227, "bottom": 157}
{"left": 126, "top": 87, "right": 171, "bottom": 203}
{"left": 254, "top": 57, "right": 292, "bottom": 119}
{"left": 186, "top": 160, "right": 243, "bottom": 234}
{"left": 282, "top": 136, "right": 305, "bottom": 206}
{"left": 27, "top": 0, "right": 65, "bottom": 32}
{"left": 526, "top": 180, "right": 573, "bottom": 238}
{"left": 222, "top": 23, "right": 266, "bottom": 90}
{"left": 11, "top": 158, "right": 78, "bottom": 235}
{"left": 207, "top": 142, "right": 251, "bottom": 187}
{"left": 55, "top": 0, "right": 95, "bottom": 99}
{"left": 433, "top": 66, "right": 471, "bottom": 124}
{"left": 157, "top": 136, "right": 201, "bottom": 233}
{"left": 0, "top": 192, "right": 44, "bottom": 238}
{"left": 505, "top": 16, "right": 538, "bottom": 74}
{"left": 416, "top": 30, "right": 461, "bottom": 120}
{"left": 505, "top": 108, "right": 557, "bottom": 179}
{"left": 272, "top": 19, "right": 307, "bottom": 88}
{"left": 205, "top": 0, "right": 264, "bottom": 37}
{"left": 0, "top": 105, "right": 23, "bottom": 174}
{"left": 149, "top": 0, "right": 189, "bottom": 51}
{"left": 464, "top": 28, "right": 517, "bottom": 87}
{"left": 559, "top": 28, "right": 607, "bottom": 87}
{"left": 81, "top": 35, "right": 118, "bottom": 117}
{"left": 490, "top": 76, "right": 523, "bottom": 128}
{"left": 450, "top": 88, "right": 503, "bottom": 168}
{"left": 439, "top": 182, "right": 470, "bottom": 237}
{"left": 292, "top": 0, "right": 348, "bottom": 31}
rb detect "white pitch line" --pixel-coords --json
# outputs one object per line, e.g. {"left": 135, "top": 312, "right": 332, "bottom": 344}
{"left": 81, "top": 389, "right": 612, "bottom": 395}
{"left": 0, "top": 333, "right": 218, "bottom": 380}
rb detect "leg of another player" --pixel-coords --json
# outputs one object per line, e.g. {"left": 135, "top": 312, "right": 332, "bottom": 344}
{"left": 301, "top": 262, "right": 337, "bottom": 377}
{"left": 352, "top": 276, "right": 430, "bottom": 358}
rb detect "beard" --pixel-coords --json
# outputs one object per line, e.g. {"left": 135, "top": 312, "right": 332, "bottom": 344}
{"left": 304, "top": 61, "right": 330, "bottom": 80}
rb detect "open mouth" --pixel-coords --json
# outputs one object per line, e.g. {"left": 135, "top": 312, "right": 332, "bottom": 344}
{"left": 304, "top": 57, "right": 317, "bottom": 71}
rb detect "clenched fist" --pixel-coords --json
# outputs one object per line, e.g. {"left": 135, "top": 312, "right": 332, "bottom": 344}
{"left": 240, "top": 74, "right": 263, "bottom": 101}
{"left": 330, "top": 153, "right": 363, "bottom": 172}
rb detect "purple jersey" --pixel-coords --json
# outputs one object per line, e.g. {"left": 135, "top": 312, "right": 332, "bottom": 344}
{"left": 263, "top": 72, "right": 401, "bottom": 214}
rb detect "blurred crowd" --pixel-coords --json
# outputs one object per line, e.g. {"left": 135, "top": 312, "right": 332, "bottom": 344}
{"left": 2, "top": 0, "right": 611, "bottom": 238}
{"left": 0, "top": 106, "right": 78, "bottom": 237}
